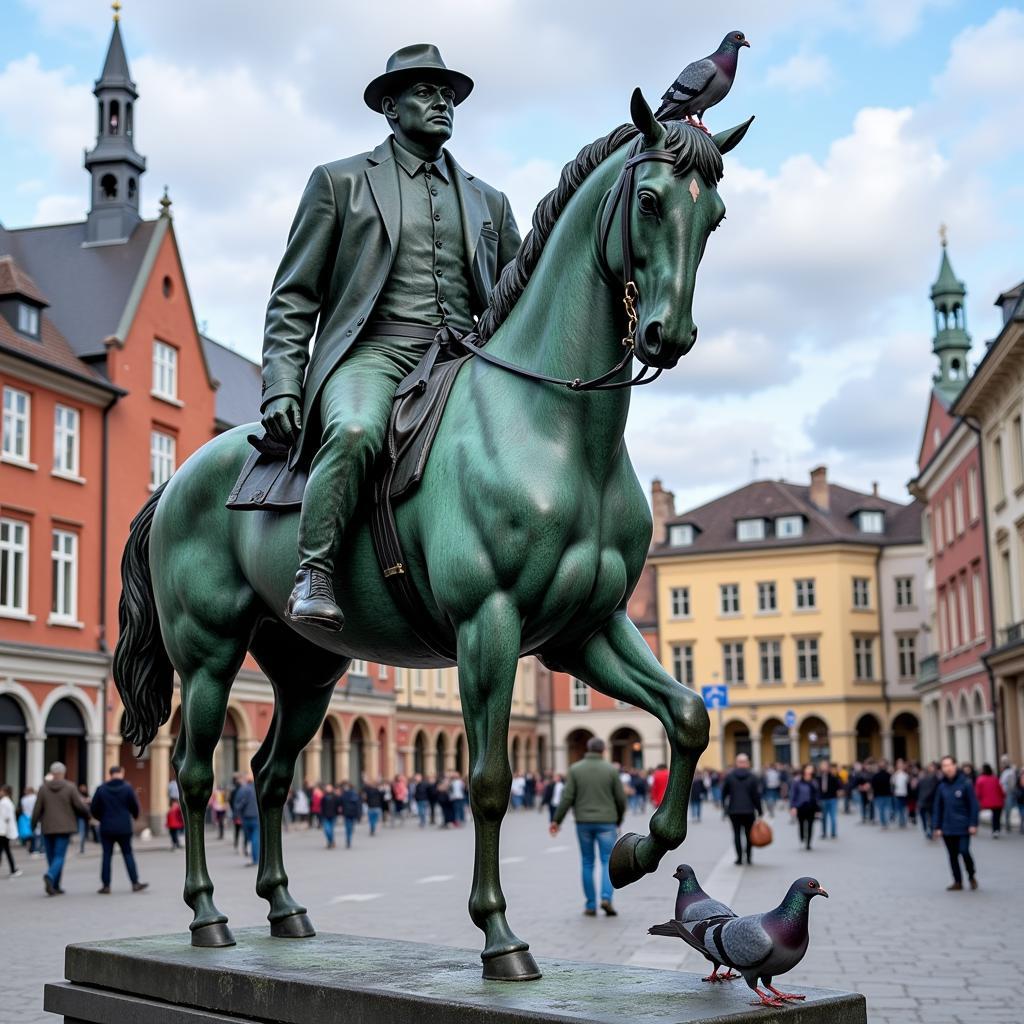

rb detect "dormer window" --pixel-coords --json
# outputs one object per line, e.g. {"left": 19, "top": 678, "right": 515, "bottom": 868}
{"left": 17, "top": 303, "right": 39, "bottom": 338}
{"left": 775, "top": 515, "right": 804, "bottom": 538}
{"left": 668, "top": 523, "right": 695, "bottom": 547}
{"left": 736, "top": 518, "right": 765, "bottom": 541}
{"left": 858, "top": 510, "right": 885, "bottom": 534}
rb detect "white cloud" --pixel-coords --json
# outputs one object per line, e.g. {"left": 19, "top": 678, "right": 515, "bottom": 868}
{"left": 660, "top": 328, "right": 800, "bottom": 397}
{"left": 764, "top": 53, "right": 834, "bottom": 92}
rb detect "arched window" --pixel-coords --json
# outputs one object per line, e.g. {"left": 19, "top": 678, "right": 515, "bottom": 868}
{"left": 125, "top": 102, "right": 133, "bottom": 138}
{"left": 108, "top": 99, "right": 120, "bottom": 135}
{"left": 100, "top": 174, "right": 118, "bottom": 200}
{"left": 128, "top": 177, "right": 137, "bottom": 201}
{"left": 97, "top": 101, "right": 104, "bottom": 138}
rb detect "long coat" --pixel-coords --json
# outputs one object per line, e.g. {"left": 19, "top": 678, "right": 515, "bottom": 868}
{"left": 260, "top": 136, "right": 522, "bottom": 469}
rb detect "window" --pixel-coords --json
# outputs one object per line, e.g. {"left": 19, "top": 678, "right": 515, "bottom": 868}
{"left": 668, "top": 523, "right": 694, "bottom": 547}
{"left": 393, "top": 666, "right": 404, "bottom": 692}
{"left": 852, "top": 577, "right": 871, "bottom": 609}
{"left": 958, "top": 579, "right": 970, "bottom": 645}
{"left": 53, "top": 405, "right": 80, "bottom": 477}
{"left": 934, "top": 509, "right": 944, "bottom": 552}
{"left": 571, "top": 677, "right": 590, "bottom": 709}
{"left": 993, "top": 436, "right": 1007, "bottom": 503}
{"left": 669, "top": 586, "right": 690, "bottom": 618}
{"left": 2, "top": 386, "right": 30, "bottom": 462}
{"left": 719, "top": 583, "right": 740, "bottom": 614}
{"left": 150, "top": 430, "right": 176, "bottom": 488}
{"left": 972, "top": 569, "right": 984, "bottom": 639}
{"left": 736, "top": 518, "right": 765, "bottom": 541}
{"left": 954, "top": 482, "right": 965, "bottom": 535}
{"left": 796, "top": 637, "right": 819, "bottom": 681}
{"left": 897, "top": 635, "right": 917, "bottom": 679}
{"left": 943, "top": 498, "right": 953, "bottom": 544}
{"left": 51, "top": 530, "right": 77, "bottom": 622}
{"left": 671, "top": 643, "right": 694, "bottom": 686}
{"left": 775, "top": 515, "right": 803, "bottom": 538}
{"left": 895, "top": 576, "right": 914, "bottom": 608}
{"left": 1014, "top": 414, "right": 1024, "bottom": 488}
{"left": 947, "top": 589, "right": 959, "bottom": 649}
{"left": 722, "top": 641, "right": 745, "bottom": 684}
{"left": 757, "top": 581, "right": 777, "bottom": 612}
{"left": 968, "top": 467, "right": 979, "bottom": 522}
{"left": 435, "top": 669, "right": 446, "bottom": 694}
{"left": 795, "top": 578, "right": 816, "bottom": 609}
{"left": 413, "top": 668, "right": 425, "bottom": 692}
{"left": 17, "top": 303, "right": 39, "bottom": 338}
{"left": 758, "top": 640, "right": 782, "bottom": 684}
{"left": 376, "top": 663, "right": 388, "bottom": 680}
{"left": 152, "top": 340, "right": 179, "bottom": 400}
{"left": 0, "top": 519, "right": 29, "bottom": 614}
{"left": 350, "top": 659, "right": 368, "bottom": 675}
{"left": 853, "top": 637, "right": 874, "bottom": 680}
{"left": 858, "top": 510, "right": 884, "bottom": 533}
{"left": 938, "top": 590, "right": 949, "bottom": 654}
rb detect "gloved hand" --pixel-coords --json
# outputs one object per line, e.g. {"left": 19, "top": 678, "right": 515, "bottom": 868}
{"left": 261, "top": 396, "right": 302, "bottom": 447}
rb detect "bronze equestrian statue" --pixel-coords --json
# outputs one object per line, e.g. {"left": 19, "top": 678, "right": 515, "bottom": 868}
{"left": 113, "top": 40, "right": 752, "bottom": 981}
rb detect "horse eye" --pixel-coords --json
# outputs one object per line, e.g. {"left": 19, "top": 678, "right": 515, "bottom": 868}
{"left": 638, "top": 191, "right": 660, "bottom": 216}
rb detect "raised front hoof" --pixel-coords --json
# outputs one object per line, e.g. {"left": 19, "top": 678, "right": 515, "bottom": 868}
{"left": 190, "top": 922, "right": 235, "bottom": 948}
{"left": 270, "top": 912, "right": 316, "bottom": 938}
{"left": 609, "top": 831, "right": 645, "bottom": 889}
{"left": 482, "top": 949, "right": 542, "bottom": 982}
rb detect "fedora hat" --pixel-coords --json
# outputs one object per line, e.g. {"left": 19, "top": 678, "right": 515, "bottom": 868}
{"left": 364, "top": 43, "right": 473, "bottom": 113}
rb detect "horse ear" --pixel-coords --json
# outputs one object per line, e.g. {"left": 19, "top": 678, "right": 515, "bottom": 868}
{"left": 712, "top": 115, "right": 755, "bottom": 155}
{"left": 630, "top": 87, "right": 663, "bottom": 145}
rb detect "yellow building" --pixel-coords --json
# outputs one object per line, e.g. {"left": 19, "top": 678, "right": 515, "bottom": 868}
{"left": 648, "top": 468, "right": 925, "bottom": 770}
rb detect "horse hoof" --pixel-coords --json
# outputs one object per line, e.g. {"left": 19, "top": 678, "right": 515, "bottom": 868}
{"left": 270, "top": 913, "right": 316, "bottom": 938}
{"left": 609, "top": 831, "right": 645, "bottom": 889}
{"left": 191, "top": 922, "right": 235, "bottom": 948}
{"left": 482, "top": 949, "right": 542, "bottom": 982}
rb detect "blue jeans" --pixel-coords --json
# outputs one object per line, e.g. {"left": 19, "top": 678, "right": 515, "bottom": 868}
{"left": 453, "top": 798, "right": 466, "bottom": 823}
{"left": 875, "top": 795, "right": 893, "bottom": 827}
{"left": 575, "top": 823, "right": 616, "bottom": 910}
{"left": 322, "top": 817, "right": 336, "bottom": 847}
{"left": 43, "top": 833, "right": 71, "bottom": 887}
{"left": 367, "top": 808, "right": 381, "bottom": 835}
{"left": 820, "top": 798, "right": 838, "bottom": 837}
{"left": 417, "top": 799, "right": 429, "bottom": 827}
{"left": 242, "top": 817, "right": 259, "bottom": 864}
{"left": 100, "top": 833, "right": 139, "bottom": 887}
{"left": 343, "top": 817, "right": 356, "bottom": 848}
{"left": 894, "top": 795, "right": 908, "bottom": 827}
{"left": 691, "top": 796, "right": 703, "bottom": 821}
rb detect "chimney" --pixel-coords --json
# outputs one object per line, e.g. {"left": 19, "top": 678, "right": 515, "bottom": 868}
{"left": 809, "top": 465, "right": 829, "bottom": 512}
{"left": 650, "top": 479, "right": 676, "bottom": 545}
{"left": 872, "top": 481, "right": 879, "bottom": 497}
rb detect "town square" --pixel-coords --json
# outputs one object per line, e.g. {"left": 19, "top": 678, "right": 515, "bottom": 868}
{"left": 1, "top": 2, "right": 1023, "bottom": 1023}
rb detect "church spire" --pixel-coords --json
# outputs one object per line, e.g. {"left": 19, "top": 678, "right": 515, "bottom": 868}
{"left": 930, "top": 226, "right": 971, "bottom": 404}
{"left": 84, "top": 4, "right": 146, "bottom": 244}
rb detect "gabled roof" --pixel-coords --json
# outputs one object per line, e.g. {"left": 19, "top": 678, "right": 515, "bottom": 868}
{"left": 0, "top": 255, "right": 48, "bottom": 305}
{"left": 200, "top": 334, "right": 261, "bottom": 430}
{"left": 0, "top": 219, "right": 157, "bottom": 361}
{"left": 653, "top": 478, "right": 922, "bottom": 556}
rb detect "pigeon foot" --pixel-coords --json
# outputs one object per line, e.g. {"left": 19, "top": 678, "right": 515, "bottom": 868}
{"left": 768, "top": 984, "right": 806, "bottom": 1001}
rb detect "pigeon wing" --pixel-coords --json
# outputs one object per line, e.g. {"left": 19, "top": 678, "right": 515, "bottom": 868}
{"left": 681, "top": 896, "right": 737, "bottom": 924}
{"left": 648, "top": 919, "right": 715, "bottom": 960}
{"left": 662, "top": 58, "right": 718, "bottom": 102}
{"left": 717, "top": 914, "right": 774, "bottom": 970}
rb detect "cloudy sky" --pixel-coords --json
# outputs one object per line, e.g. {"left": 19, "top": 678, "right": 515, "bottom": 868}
{"left": 2, "top": 0, "right": 1022, "bottom": 513}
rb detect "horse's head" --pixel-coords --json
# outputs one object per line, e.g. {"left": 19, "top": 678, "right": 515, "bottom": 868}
{"left": 605, "top": 88, "right": 753, "bottom": 369}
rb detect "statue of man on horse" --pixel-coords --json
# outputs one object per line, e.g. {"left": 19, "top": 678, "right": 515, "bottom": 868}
{"left": 258, "top": 43, "right": 521, "bottom": 632}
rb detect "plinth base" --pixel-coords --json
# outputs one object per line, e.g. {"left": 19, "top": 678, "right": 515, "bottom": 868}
{"left": 45, "top": 929, "right": 866, "bottom": 1024}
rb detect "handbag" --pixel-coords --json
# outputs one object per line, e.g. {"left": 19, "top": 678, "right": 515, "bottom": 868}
{"left": 17, "top": 812, "right": 32, "bottom": 841}
{"left": 749, "top": 818, "right": 773, "bottom": 848}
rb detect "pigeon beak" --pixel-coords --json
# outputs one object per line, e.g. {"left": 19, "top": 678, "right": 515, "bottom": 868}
{"left": 818, "top": 887, "right": 829, "bottom": 898}
{"left": 742, "top": 39, "right": 751, "bottom": 47}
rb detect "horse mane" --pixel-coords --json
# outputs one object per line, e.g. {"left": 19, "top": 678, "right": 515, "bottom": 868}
{"left": 476, "top": 120, "right": 726, "bottom": 342}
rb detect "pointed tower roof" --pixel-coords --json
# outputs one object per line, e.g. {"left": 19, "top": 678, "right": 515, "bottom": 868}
{"left": 96, "top": 19, "right": 136, "bottom": 96}
{"left": 931, "top": 237, "right": 965, "bottom": 304}
{"left": 929, "top": 228, "right": 971, "bottom": 404}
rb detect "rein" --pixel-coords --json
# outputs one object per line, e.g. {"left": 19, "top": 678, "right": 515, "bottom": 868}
{"left": 460, "top": 144, "right": 678, "bottom": 392}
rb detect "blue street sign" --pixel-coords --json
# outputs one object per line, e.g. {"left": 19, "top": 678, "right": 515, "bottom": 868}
{"left": 702, "top": 685, "right": 729, "bottom": 710}
{"left": 784, "top": 709, "right": 797, "bottom": 728}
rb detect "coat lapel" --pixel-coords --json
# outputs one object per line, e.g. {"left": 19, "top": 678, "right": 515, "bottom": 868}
{"left": 365, "top": 138, "right": 401, "bottom": 252}
{"left": 448, "top": 152, "right": 486, "bottom": 274}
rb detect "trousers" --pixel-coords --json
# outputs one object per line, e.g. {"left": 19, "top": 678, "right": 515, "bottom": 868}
{"left": 729, "top": 812, "right": 755, "bottom": 862}
{"left": 298, "top": 334, "right": 432, "bottom": 575}
{"left": 943, "top": 834, "right": 975, "bottom": 885}
{"left": 575, "top": 822, "right": 616, "bottom": 909}
{"left": 100, "top": 832, "right": 139, "bottom": 887}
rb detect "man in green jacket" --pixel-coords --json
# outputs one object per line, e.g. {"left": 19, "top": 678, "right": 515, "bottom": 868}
{"left": 550, "top": 737, "right": 626, "bottom": 916}
{"left": 259, "top": 43, "right": 521, "bottom": 631}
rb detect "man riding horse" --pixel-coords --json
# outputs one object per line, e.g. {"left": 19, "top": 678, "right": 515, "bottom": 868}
{"left": 259, "top": 43, "right": 521, "bottom": 632}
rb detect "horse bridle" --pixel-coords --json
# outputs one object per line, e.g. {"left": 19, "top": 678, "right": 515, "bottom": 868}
{"left": 459, "top": 141, "right": 678, "bottom": 392}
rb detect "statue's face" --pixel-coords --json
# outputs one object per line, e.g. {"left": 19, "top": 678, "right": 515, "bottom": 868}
{"left": 383, "top": 78, "right": 455, "bottom": 146}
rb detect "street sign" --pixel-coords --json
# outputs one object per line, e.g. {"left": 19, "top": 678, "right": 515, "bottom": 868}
{"left": 784, "top": 709, "right": 797, "bottom": 728}
{"left": 702, "top": 685, "right": 729, "bottom": 710}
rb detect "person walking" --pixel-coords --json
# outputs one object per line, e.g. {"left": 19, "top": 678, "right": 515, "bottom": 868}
{"left": 0, "top": 783, "right": 22, "bottom": 877}
{"left": 998, "top": 756, "right": 1017, "bottom": 831}
{"left": 649, "top": 763, "right": 669, "bottom": 808}
{"left": 31, "top": 762, "right": 91, "bottom": 895}
{"left": 414, "top": 774, "right": 431, "bottom": 827}
{"left": 90, "top": 766, "right": 148, "bottom": 894}
{"left": 550, "top": 737, "right": 625, "bottom": 917}
{"left": 974, "top": 764, "right": 1005, "bottom": 838}
{"left": 917, "top": 762, "right": 940, "bottom": 838}
{"left": 292, "top": 785, "right": 310, "bottom": 828}
{"left": 362, "top": 779, "right": 385, "bottom": 836}
{"left": 871, "top": 761, "right": 893, "bottom": 829}
{"left": 690, "top": 771, "right": 706, "bottom": 822}
{"left": 450, "top": 772, "right": 467, "bottom": 825}
{"left": 817, "top": 761, "right": 840, "bottom": 839}
{"left": 763, "top": 764, "right": 781, "bottom": 818}
{"left": 320, "top": 784, "right": 340, "bottom": 848}
{"left": 234, "top": 774, "right": 260, "bottom": 865}
{"left": 210, "top": 786, "right": 228, "bottom": 839}
{"left": 891, "top": 759, "right": 910, "bottom": 828}
{"left": 790, "top": 764, "right": 821, "bottom": 851}
{"left": 933, "top": 755, "right": 979, "bottom": 891}
{"left": 722, "top": 753, "right": 763, "bottom": 866}
{"left": 340, "top": 782, "right": 362, "bottom": 848}
{"left": 166, "top": 799, "right": 184, "bottom": 849}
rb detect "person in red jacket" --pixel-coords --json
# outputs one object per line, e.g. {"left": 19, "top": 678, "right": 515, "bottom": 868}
{"left": 166, "top": 799, "right": 185, "bottom": 849}
{"left": 975, "top": 764, "right": 1005, "bottom": 837}
{"left": 649, "top": 764, "right": 669, "bottom": 808}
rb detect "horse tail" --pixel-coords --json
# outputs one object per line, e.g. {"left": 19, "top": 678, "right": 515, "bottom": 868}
{"left": 112, "top": 483, "right": 174, "bottom": 752}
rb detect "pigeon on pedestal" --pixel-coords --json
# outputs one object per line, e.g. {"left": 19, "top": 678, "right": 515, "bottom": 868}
{"left": 655, "top": 31, "right": 750, "bottom": 132}
{"left": 649, "top": 876, "right": 829, "bottom": 1008}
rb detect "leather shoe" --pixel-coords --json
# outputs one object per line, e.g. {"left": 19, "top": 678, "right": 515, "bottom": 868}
{"left": 133, "top": 882, "right": 149, "bottom": 893}
{"left": 286, "top": 567, "right": 345, "bottom": 632}
{"left": 97, "top": 886, "right": 111, "bottom": 894}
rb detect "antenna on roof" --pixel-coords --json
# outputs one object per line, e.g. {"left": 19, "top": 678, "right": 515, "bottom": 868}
{"left": 751, "top": 449, "right": 767, "bottom": 479}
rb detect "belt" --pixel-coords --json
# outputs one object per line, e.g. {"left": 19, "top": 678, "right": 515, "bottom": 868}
{"left": 364, "top": 319, "right": 453, "bottom": 342}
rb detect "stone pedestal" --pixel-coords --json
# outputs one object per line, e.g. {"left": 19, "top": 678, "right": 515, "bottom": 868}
{"left": 45, "top": 930, "right": 866, "bottom": 1024}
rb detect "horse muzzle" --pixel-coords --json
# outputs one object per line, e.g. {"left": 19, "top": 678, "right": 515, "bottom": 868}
{"left": 636, "top": 319, "right": 698, "bottom": 368}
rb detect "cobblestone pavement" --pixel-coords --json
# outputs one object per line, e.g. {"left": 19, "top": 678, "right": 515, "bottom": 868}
{"left": 5, "top": 802, "right": 1022, "bottom": 1023}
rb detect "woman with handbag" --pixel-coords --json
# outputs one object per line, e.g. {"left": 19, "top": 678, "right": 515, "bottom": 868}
{"left": 790, "top": 764, "right": 821, "bottom": 851}
{"left": 0, "top": 784, "right": 22, "bottom": 877}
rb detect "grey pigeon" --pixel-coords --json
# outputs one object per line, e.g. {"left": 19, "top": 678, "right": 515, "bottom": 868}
{"left": 653, "top": 864, "right": 739, "bottom": 982}
{"left": 655, "top": 31, "right": 750, "bottom": 132}
{"left": 648, "top": 876, "right": 829, "bottom": 1008}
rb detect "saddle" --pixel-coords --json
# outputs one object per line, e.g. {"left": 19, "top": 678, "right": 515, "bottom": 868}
{"left": 226, "top": 326, "right": 469, "bottom": 659}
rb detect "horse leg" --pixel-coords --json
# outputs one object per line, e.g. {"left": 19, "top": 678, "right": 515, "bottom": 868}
{"left": 545, "top": 610, "right": 709, "bottom": 887}
{"left": 457, "top": 596, "right": 541, "bottom": 981}
{"left": 249, "top": 621, "right": 348, "bottom": 937}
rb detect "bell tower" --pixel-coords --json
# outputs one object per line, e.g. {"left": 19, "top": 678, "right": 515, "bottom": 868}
{"left": 930, "top": 225, "right": 971, "bottom": 404}
{"left": 84, "top": 3, "right": 146, "bottom": 244}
